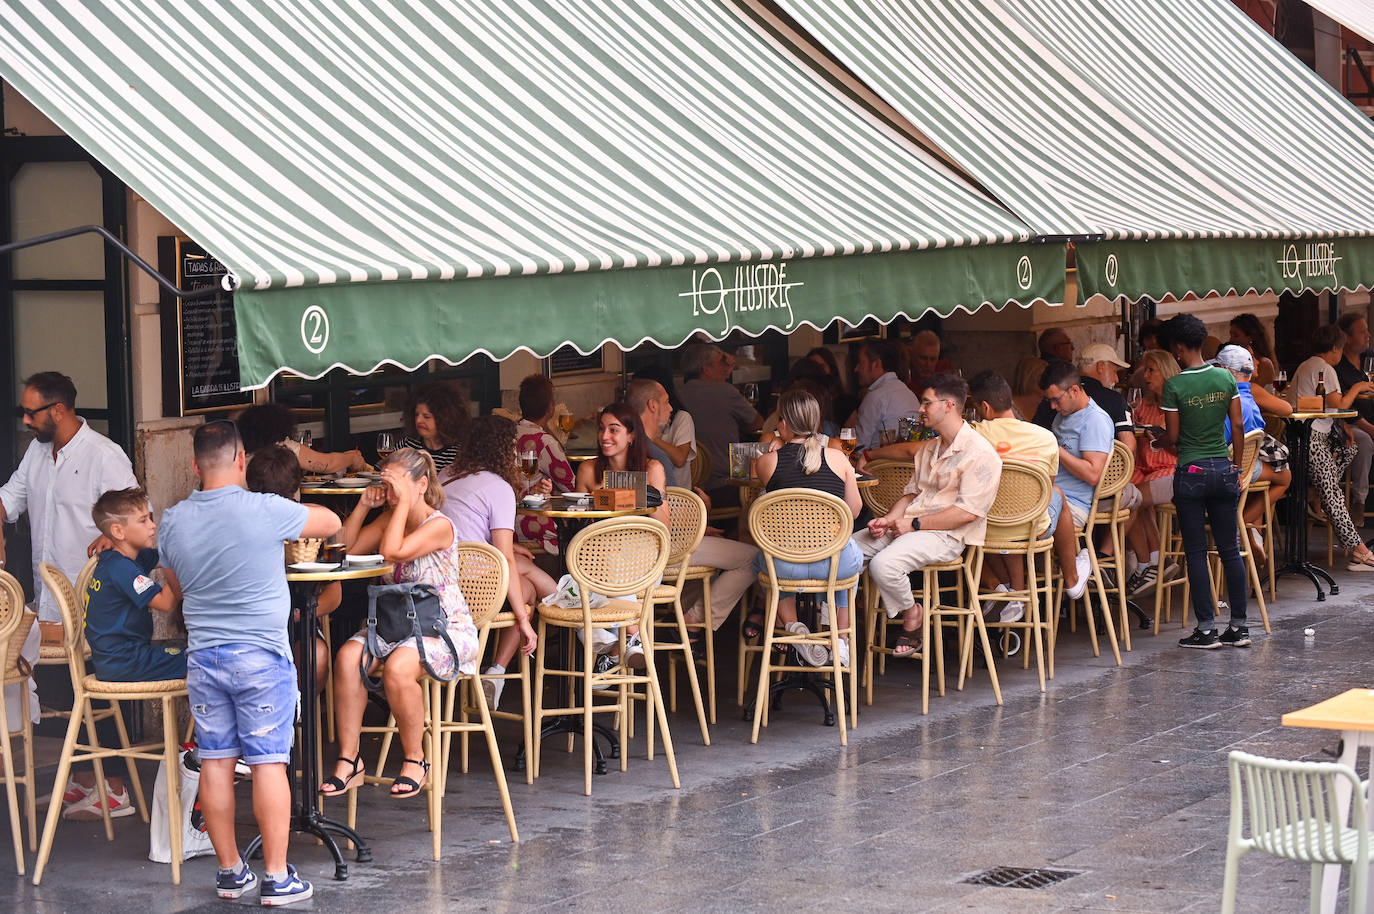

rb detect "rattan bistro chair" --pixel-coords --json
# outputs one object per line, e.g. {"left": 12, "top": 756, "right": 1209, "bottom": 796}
{"left": 33, "top": 563, "right": 188, "bottom": 886}
{"left": 1222, "top": 750, "right": 1368, "bottom": 914}
{"left": 36, "top": 556, "right": 97, "bottom": 722}
{"left": 856, "top": 458, "right": 919, "bottom": 684}
{"left": 650, "top": 487, "right": 711, "bottom": 745}
{"left": 0, "top": 570, "right": 37, "bottom": 875}
{"left": 1053, "top": 440, "right": 1132, "bottom": 666}
{"left": 747, "top": 489, "right": 859, "bottom": 745}
{"left": 970, "top": 460, "right": 1055, "bottom": 692}
{"left": 351, "top": 543, "right": 521, "bottom": 855}
{"left": 531, "top": 517, "right": 677, "bottom": 796}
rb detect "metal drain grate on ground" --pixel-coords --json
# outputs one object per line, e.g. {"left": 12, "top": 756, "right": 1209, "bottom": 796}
{"left": 960, "top": 866, "right": 1084, "bottom": 889}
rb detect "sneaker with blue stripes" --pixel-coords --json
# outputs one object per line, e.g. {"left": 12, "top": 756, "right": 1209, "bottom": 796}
{"left": 260, "top": 864, "right": 312, "bottom": 906}
{"left": 215, "top": 860, "right": 257, "bottom": 899}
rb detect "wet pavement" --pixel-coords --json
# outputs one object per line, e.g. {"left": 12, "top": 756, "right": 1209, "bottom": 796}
{"left": 5, "top": 567, "right": 1373, "bottom": 913}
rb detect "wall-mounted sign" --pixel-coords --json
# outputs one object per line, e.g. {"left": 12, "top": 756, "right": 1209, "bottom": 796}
{"left": 158, "top": 237, "right": 252, "bottom": 415}
{"left": 546, "top": 343, "right": 604, "bottom": 377}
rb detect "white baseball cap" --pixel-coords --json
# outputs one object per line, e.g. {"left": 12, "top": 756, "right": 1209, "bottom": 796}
{"left": 1078, "top": 343, "right": 1130, "bottom": 368}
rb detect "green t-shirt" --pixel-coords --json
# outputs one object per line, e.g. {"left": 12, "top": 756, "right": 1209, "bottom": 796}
{"left": 1161, "top": 365, "right": 1239, "bottom": 466}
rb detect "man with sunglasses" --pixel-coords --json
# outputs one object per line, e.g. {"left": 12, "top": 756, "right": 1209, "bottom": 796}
{"left": 0, "top": 372, "right": 136, "bottom": 623}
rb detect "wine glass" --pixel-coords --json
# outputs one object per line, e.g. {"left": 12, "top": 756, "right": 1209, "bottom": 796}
{"left": 742, "top": 383, "right": 760, "bottom": 407}
{"left": 1363, "top": 356, "right": 1374, "bottom": 386}
{"left": 838, "top": 427, "right": 857, "bottom": 456}
{"left": 558, "top": 413, "right": 577, "bottom": 435}
{"left": 376, "top": 431, "right": 399, "bottom": 463}
{"left": 1125, "top": 388, "right": 1143, "bottom": 424}
{"left": 1273, "top": 370, "right": 1289, "bottom": 395}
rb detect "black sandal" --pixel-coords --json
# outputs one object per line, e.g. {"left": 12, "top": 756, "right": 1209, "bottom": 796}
{"left": 390, "top": 758, "right": 430, "bottom": 799}
{"left": 319, "top": 754, "right": 364, "bottom": 795}
{"left": 741, "top": 613, "right": 765, "bottom": 639}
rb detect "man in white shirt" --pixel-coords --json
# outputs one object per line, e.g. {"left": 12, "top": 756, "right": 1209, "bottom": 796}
{"left": 0, "top": 372, "right": 137, "bottom": 621}
{"left": 851, "top": 339, "right": 921, "bottom": 452}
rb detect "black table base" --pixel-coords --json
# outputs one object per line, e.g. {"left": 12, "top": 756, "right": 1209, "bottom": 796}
{"left": 1277, "top": 417, "right": 1338, "bottom": 601}
{"left": 744, "top": 595, "right": 837, "bottom": 728}
{"left": 247, "top": 581, "right": 371, "bottom": 880}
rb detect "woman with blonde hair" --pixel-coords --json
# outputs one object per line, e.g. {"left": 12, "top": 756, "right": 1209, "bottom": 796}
{"left": 1124, "top": 349, "right": 1180, "bottom": 595}
{"left": 322, "top": 447, "right": 477, "bottom": 799}
{"left": 746, "top": 389, "right": 862, "bottom": 665}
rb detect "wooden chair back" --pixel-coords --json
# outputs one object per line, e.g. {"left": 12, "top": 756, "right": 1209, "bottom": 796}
{"left": 664, "top": 487, "right": 708, "bottom": 569}
{"left": 456, "top": 541, "right": 509, "bottom": 631}
{"left": 985, "top": 459, "right": 1054, "bottom": 545}
{"left": 0, "top": 571, "right": 33, "bottom": 686}
{"left": 564, "top": 517, "right": 670, "bottom": 602}
{"left": 748, "top": 488, "right": 852, "bottom": 574}
{"left": 859, "top": 459, "right": 912, "bottom": 517}
{"left": 38, "top": 563, "right": 90, "bottom": 687}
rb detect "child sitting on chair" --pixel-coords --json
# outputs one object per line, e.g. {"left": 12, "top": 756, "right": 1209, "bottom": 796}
{"left": 85, "top": 486, "right": 185, "bottom": 682}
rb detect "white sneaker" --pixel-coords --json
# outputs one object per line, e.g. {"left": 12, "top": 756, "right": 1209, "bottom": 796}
{"left": 481, "top": 673, "right": 504, "bottom": 710}
{"left": 63, "top": 784, "right": 135, "bottom": 820}
{"left": 999, "top": 601, "right": 1025, "bottom": 624}
{"left": 836, "top": 638, "right": 850, "bottom": 668}
{"left": 785, "top": 621, "right": 831, "bottom": 667}
{"left": 1066, "top": 549, "right": 1093, "bottom": 600}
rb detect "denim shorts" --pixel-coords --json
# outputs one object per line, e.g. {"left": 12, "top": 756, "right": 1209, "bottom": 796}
{"left": 186, "top": 645, "right": 299, "bottom": 766}
{"left": 751, "top": 538, "right": 863, "bottom": 607}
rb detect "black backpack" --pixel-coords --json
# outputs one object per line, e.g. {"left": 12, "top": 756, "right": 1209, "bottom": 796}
{"left": 360, "top": 582, "right": 460, "bottom": 691}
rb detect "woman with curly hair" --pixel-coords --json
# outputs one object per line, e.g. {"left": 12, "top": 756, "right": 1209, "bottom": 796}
{"left": 237, "top": 403, "right": 368, "bottom": 474}
{"left": 440, "top": 416, "right": 551, "bottom": 709}
{"left": 400, "top": 381, "right": 469, "bottom": 473}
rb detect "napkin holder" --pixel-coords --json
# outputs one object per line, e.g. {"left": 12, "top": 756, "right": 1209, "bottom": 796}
{"left": 602, "top": 469, "right": 648, "bottom": 507}
{"left": 1296, "top": 395, "right": 1324, "bottom": 412}
{"left": 594, "top": 488, "right": 636, "bottom": 510}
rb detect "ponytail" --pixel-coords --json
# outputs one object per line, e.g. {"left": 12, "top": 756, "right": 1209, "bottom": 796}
{"left": 798, "top": 433, "right": 824, "bottom": 475}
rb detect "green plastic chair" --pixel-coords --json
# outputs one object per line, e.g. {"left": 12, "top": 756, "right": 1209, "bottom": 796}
{"left": 1223, "top": 750, "right": 1369, "bottom": 914}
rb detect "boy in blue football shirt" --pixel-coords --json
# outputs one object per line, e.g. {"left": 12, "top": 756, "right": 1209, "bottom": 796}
{"left": 85, "top": 486, "right": 185, "bottom": 681}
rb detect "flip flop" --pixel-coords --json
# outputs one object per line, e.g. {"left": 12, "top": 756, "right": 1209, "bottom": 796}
{"left": 893, "top": 629, "right": 922, "bottom": 659}
{"left": 741, "top": 613, "right": 765, "bottom": 639}
{"left": 319, "top": 754, "right": 364, "bottom": 795}
{"left": 390, "top": 758, "right": 430, "bottom": 798}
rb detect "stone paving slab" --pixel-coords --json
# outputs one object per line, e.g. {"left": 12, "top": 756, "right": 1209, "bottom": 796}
{"left": 4, "top": 568, "right": 1373, "bottom": 912}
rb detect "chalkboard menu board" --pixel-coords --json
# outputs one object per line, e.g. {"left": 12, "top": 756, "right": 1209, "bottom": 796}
{"left": 158, "top": 237, "right": 253, "bottom": 415}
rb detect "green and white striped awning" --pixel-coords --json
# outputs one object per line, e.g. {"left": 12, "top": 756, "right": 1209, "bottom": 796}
{"left": 773, "top": 0, "right": 1374, "bottom": 302}
{"left": 0, "top": 0, "right": 1060, "bottom": 389}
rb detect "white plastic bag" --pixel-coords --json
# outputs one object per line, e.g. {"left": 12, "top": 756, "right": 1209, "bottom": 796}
{"left": 550, "top": 575, "right": 619, "bottom": 649}
{"left": 149, "top": 749, "right": 215, "bottom": 863}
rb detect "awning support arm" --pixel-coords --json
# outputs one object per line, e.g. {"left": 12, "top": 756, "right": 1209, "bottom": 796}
{"left": 0, "top": 224, "right": 225, "bottom": 299}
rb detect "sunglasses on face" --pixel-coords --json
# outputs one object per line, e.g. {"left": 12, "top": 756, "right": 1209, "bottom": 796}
{"left": 15, "top": 402, "right": 58, "bottom": 420}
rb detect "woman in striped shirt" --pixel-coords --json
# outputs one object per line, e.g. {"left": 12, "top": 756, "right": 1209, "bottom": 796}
{"left": 400, "top": 381, "right": 468, "bottom": 473}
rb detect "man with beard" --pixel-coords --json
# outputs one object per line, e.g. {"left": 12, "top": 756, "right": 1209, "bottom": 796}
{"left": 0, "top": 372, "right": 136, "bottom": 621}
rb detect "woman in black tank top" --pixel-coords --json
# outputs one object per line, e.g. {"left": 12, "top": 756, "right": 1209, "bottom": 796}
{"left": 746, "top": 389, "right": 863, "bottom": 658}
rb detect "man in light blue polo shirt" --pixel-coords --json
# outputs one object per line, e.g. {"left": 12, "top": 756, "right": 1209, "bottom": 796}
{"left": 159, "top": 420, "right": 340, "bottom": 905}
{"left": 1041, "top": 360, "right": 1115, "bottom": 599}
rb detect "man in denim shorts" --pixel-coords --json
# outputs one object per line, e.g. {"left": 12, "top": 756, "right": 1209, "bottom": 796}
{"left": 159, "top": 420, "right": 340, "bottom": 905}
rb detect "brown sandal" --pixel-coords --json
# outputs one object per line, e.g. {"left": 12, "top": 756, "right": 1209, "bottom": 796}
{"left": 893, "top": 629, "right": 922, "bottom": 659}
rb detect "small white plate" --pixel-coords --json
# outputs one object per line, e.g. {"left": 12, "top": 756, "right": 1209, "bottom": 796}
{"left": 521, "top": 496, "right": 548, "bottom": 507}
{"left": 334, "top": 477, "right": 370, "bottom": 487}
{"left": 289, "top": 562, "right": 340, "bottom": 572}
{"left": 346, "top": 554, "right": 385, "bottom": 566}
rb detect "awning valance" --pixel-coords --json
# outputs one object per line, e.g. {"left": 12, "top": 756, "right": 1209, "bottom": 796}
{"left": 1302, "top": 0, "right": 1374, "bottom": 45}
{"left": 0, "top": 0, "right": 1059, "bottom": 388}
{"left": 772, "top": 0, "right": 1374, "bottom": 302}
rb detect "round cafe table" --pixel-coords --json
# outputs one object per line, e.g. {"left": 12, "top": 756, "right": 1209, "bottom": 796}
{"left": 244, "top": 561, "right": 391, "bottom": 881}
{"left": 1278, "top": 409, "right": 1356, "bottom": 601}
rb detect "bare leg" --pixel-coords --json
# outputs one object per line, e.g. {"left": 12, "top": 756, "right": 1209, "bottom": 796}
{"left": 381, "top": 649, "right": 427, "bottom": 794}
{"left": 323, "top": 638, "right": 369, "bottom": 789}
{"left": 250, "top": 762, "right": 292, "bottom": 874}
{"left": 197, "top": 757, "right": 241, "bottom": 869}
{"left": 1052, "top": 495, "right": 1081, "bottom": 590}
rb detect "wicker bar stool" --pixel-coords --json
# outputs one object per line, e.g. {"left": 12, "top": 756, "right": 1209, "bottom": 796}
{"left": 35, "top": 556, "right": 97, "bottom": 723}
{"left": 531, "top": 517, "right": 676, "bottom": 796}
{"left": 650, "top": 487, "right": 711, "bottom": 745}
{"left": 32, "top": 563, "right": 187, "bottom": 885}
{"left": 970, "top": 460, "right": 1055, "bottom": 692}
{"left": 1053, "top": 440, "right": 1132, "bottom": 666}
{"left": 0, "top": 570, "right": 37, "bottom": 874}
{"left": 748, "top": 489, "right": 859, "bottom": 744}
{"left": 349, "top": 544, "right": 522, "bottom": 854}
{"left": 856, "top": 458, "right": 917, "bottom": 687}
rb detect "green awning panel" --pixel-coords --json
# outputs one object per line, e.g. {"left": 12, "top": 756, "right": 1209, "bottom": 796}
{"left": 0, "top": 0, "right": 1056, "bottom": 388}
{"left": 772, "top": 0, "right": 1374, "bottom": 301}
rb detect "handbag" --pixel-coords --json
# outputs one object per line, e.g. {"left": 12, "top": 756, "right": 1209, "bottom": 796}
{"left": 359, "top": 582, "right": 461, "bottom": 691}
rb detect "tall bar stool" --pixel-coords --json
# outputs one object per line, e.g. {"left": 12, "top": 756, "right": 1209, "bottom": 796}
{"left": 531, "top": 517, "right": 676, "bottom": 796}
{"left": 854, "top": 458, "right": 913, "bottom": 692}
{"left": 36, "top": 556, "right": 98, "bottom": 723}
{"left": 32, "top": 563, "right": 187, "bottom": 885}
{"left": 970, "top": 460, "right": 1055, "bottom": 691}
{"left": 651, "top": 487, "right": 711, "bottom": 744}
{"left": 1053, "top": 440, "right": 1132, "bottom": 665}
{"left": 748, "top": 488, "right": 859, "bottom": 743}
{"left": 0, "top": 570, "right": 37, "bottom": 874}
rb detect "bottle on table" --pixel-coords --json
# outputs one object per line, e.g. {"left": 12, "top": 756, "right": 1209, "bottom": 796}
{"left": 1315, "top": 371, "right": 1327, "bottom": 399}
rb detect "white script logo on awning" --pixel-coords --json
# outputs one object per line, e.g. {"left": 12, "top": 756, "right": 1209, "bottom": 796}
{"left": 681, "top": 263, "right": 801, "bottom": 336}
{"left": 1278, "top": 243, "right": 1341, "bottom": 285}
{"left": 301, "top": 305, "right": 330, "bottom": 355}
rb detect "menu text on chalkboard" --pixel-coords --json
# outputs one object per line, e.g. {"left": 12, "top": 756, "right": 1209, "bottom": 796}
{"left": 158, "top": 237, "right": 253, "bottom": 415}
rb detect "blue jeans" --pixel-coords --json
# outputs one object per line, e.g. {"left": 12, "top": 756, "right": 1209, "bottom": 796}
{"left": 187, "top": 645, "right": 298, "bottom": 765}
{"left": 752, "top": 539, "right": 862, "bottom": 607}
{"left": 1172, "top": 458, "right": 1246, "bottom": 632}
